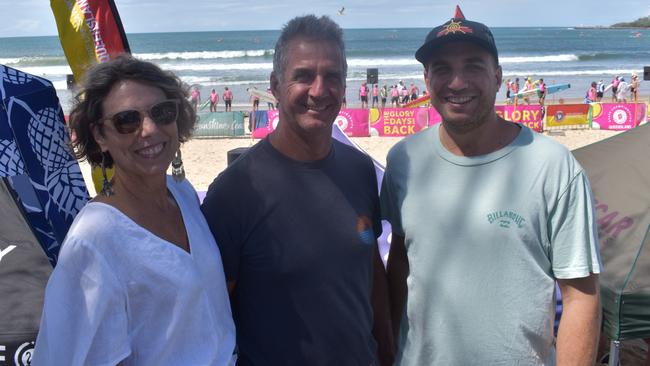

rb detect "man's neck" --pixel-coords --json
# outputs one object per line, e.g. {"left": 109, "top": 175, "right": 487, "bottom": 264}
{"left": 439, "top": 116, "right": 521, "bottom": 157}
{"left": 268, "top": 124, "right": 333, "bottom": 161}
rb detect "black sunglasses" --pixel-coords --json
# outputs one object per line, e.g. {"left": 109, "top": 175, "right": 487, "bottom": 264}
{"left": 101, "top": 99, "right": 179, "bottom": 134}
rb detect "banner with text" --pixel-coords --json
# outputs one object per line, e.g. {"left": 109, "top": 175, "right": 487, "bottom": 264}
{"left": 590, "top": 103, "right": 647, "bottom": 130}
{"left": 252, "top": 109, "right": 370, "bottom": 139}
{"left": 545, "top": 104, "right": 591, "bottom": 129}
{"left": 51, "top": 0, "right": 131, "bottom": 82}
{"left": 369, "top": 108, "right": 430, "bottom": 137}
{"left": 495, "top": 105, "right": 544, "bottom": 132}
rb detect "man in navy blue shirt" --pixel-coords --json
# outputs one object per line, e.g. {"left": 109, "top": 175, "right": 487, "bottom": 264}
{"left": 202, "top": 15, "right": 392, "bottom": 366}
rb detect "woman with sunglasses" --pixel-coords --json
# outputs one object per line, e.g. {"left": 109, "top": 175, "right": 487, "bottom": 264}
{"left": 33, "top": 56, "right": 235, "bottom": 366}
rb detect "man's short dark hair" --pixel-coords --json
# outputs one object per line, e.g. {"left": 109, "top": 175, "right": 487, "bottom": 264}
{"left": 273, "top": 15, "right": 347, "bottom": 81}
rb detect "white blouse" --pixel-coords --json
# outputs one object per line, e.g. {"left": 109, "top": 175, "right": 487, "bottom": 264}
{"left": 33, "top": 177, "right": 235, "bottom": 366}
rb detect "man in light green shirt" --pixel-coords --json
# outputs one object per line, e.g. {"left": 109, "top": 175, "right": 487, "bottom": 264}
{"left": 380, "top": 13, "right": 602, "bottom": 366}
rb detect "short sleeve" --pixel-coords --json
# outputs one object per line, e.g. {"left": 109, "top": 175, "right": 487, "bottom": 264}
{"left": 380, "top": 162, "right": 404, "bottom": 237}
{"left": 549, "top": 170, "right": 603, "bottom": 279}
{"left": 201, "top": 172, "right": 245, "bottom": 283}
{"left": 33, "top": 238, "right": 130, "bottom": 366}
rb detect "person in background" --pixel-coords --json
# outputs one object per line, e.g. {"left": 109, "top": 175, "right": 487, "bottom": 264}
{"left": 522, "top": 77, "right": 533, "bottom": 105}
{"left": 596, "top": 79, "right": 605, "bottom": 102}
{"left": 372, "top": 83, "right": 379, "bottom": 108}
{"left": 512, "top": 77, "right": 520, "bottom": 106}
{"left": 537, "top": 78, "right": 547, "bottom": 106}
{"left": 381, "top": 14, "right": 601, "bottom": 365}
{"left": 201, "top": 15, "right": 393, "bottom": 366}
{"left": 209, "top": 88, "right": 219, "bottom": 112}
{"left": 617, "top": 77, "right": 629, "bottom": 103}
{"left": 223, "top": 86, "right": 233, "bottom": 112}
{"left": 504, "top": 78, "right": 512, "bottom": 104}
{"left": 359, "top": 81, "right": 369, "bottom": 108}
{"left": 400, "top": 85, "right": 409, "bottom": 105}
{"left": 409, "top": 82, "right": 419, "bottom": 102}
{"left": 380, "top": 83, "right": 388, "bottom": 108}
{"left": 612, "top": 76, "right": 620, "bottom": 102}
{"left": 586, "top": 81, "right": 597, "bottom": 103}
{"left": 32, "top": 56, "right": 236, "bottom": 366}
{"left": 630, "top": 73, "right": 639, "bottom": 103}
{"left": 190, "top": 86, "right": 201, "bottom": 111}
{"left": 391, "top": 84, "right": 399, "bottom": 107}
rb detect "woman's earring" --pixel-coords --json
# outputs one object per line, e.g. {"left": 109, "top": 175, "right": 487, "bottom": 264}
{"left": 172, "top": 148, "right": 185, "bottom": 182}
{"left": 100, "top": 152, "right": 114, "bottom": 197}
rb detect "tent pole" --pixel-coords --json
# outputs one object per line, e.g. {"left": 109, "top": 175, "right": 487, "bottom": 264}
{"left": 608, "top": 340, "right": 621, "bottom": 366}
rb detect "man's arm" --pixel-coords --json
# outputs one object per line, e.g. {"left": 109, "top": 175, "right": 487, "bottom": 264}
{"left": 386, "top": 234, "right": 408, "bottom": 344}
{"left": 371, "top": 243, "right": 395, "bottom": 366}
{"left": 556, "top": 274, "right": 601, "bottom": 366}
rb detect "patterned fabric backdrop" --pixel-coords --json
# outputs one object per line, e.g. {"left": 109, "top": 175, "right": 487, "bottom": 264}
{"left": 0, "top": 65, "right": 89, "bottom": 266}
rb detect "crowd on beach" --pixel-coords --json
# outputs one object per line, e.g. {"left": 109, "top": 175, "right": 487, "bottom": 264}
{"left": 584, "top": 74, "right": 641, "bottom": 104}
{"left": 24, "top": 7, "right": 650, "bottom": 366}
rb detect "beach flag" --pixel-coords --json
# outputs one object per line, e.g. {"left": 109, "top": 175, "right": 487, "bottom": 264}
{"left": 454, "top": 5, "right": 466, "bottom": 19}
{"left": 50, "top": 0, "right": 131, "bottom": 83}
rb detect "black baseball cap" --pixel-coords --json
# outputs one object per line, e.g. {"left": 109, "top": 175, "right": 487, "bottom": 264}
{"left": 415, "top": 18, "right": 499, "bottom": 65}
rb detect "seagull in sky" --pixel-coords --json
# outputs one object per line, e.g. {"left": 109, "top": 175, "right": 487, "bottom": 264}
{"left": 338, "top": 6, "right": 346, "bottom": 15}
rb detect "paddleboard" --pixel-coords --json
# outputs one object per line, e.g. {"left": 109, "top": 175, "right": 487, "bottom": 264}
{"left": 248, "top": 88, "right": 277, "bottom": 104}
{"left": 198, "top": 100, "right": 210, "bottom": 111}
{"left": 513, "top": 83, "right": 570, "bottom": 99}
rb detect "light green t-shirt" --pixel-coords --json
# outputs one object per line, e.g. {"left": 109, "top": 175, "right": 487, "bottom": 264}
{"left": 380, "top": 124, "right": 602, "bottom": 365}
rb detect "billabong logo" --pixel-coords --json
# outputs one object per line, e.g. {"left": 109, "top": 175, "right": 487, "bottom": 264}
{"left": 487, "top": 210, "right": 526, "bottom": 229}
{"left": 437, "top": 20, "right": 474, "bottom": 37}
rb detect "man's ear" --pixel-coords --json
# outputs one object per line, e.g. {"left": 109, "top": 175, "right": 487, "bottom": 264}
{"left": 270, "top": 72, "right": 280, "bottom": 100}
{"left": 423, "top": 68, "right": 432, "bottom": 96}
{"left": 495, "top": 65, "right": 503, "bottom": 91}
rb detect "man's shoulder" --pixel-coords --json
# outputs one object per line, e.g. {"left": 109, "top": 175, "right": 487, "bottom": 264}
{"left": 332, "top": 139, "right": 375, "bottom": 168}
{"left": 387, "top": 126, "right": 435, "bottom": 162}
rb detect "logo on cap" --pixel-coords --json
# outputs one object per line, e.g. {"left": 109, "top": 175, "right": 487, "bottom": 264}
{"left": 437, "top": 20, "right": 474, "bottom": 37}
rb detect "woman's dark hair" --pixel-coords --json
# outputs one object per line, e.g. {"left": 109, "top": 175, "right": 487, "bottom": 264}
{"left": 69, "top": 55, "right": 196, "bottom": 166}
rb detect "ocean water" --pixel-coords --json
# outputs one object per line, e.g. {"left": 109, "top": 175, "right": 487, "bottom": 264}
{"left": 1, "top": 27, "right": 648, "bottom": 112}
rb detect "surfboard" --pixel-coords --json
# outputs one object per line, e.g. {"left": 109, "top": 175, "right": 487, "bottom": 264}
{"left": 248, "top": 88, "right": 277, "bottom": 104}
{"left": 513, "top": 83, "right": 570, "bottom": 99}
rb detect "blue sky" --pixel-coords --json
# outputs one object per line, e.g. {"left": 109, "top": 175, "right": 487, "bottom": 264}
{"left": 0, "top": 0, "right": 648, "bottom": 37}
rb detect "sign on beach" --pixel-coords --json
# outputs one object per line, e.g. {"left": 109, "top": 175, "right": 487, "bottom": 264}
{"left": 495, "top": 105, "right": 544, "bottom": 132}
{"left": 545, "top": 104, "right": 591, "bottom": 129}
{"left": 590, "top": 103, "right": 647, "bottom": 131}
{"left": 369, "top": 108, "right": 429, "bottom": 137}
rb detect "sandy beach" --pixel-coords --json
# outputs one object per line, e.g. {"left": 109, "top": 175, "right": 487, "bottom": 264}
{"left": 79, "top": 127, "right": 625, "bottom": 196}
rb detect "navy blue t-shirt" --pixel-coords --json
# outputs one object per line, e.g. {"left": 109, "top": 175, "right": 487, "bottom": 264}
{"left": 201, "top": 138, "right": 382, "bottom": 365}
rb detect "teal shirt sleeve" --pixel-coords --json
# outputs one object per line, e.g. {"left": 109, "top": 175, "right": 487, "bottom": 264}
{"left": 549, "top": 169, "right": 603, "bottom": 279}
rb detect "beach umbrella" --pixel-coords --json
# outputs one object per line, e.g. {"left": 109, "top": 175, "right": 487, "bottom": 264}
{"left": 572, "top": 123, "right": 650, "bottom": 364}
{"left": 0, "top": 64, "right": 89, "bottom": 365}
